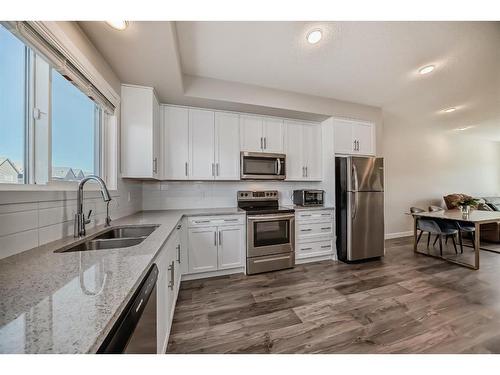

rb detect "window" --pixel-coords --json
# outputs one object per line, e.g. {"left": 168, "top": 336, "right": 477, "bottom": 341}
{"left": 0, "top": 25, "right": 27, "bottom": 184}
{"left": 51, "top": 70, "right": 101, "bottom": 181}
{"left": 0, "top": 25, "right": 107, "bottom": 187}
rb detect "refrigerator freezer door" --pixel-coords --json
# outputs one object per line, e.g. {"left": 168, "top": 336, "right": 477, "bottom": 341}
{"left": 347, "top": 191, "right": 385, "bottom": 260}
{"left": 350, "top": 157, "right": 384, "bottom": 192}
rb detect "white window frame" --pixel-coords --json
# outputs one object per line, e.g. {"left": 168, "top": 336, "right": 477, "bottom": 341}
{"left": 0, "top": 52, "right": 118, "bottom": 193}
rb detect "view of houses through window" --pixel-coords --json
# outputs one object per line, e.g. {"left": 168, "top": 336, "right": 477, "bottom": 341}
{"left": 0, "top": 24, "right": 27, "bottom": 184}
{"left": 0, "top": 25, "right": 102, "bottom": 185}
{"left": 51, "top": 69, "right": 100, "bottom": 181}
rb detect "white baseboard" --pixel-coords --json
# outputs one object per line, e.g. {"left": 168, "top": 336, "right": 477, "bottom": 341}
{"left": 385, "top": 231, "right": 413, "bottom": 240}
{"left": 181, "top": 267, "right": 244, "bottom": 281}
{"left": 296, "top": 254, "right": 337, "bottom": 264}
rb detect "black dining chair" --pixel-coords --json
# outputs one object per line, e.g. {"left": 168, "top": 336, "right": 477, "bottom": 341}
{"left": 428, "top": 206, "right": 459, "bottom": 254}
{"left": 411, "top": 207, "right": 458, "bottom": 255}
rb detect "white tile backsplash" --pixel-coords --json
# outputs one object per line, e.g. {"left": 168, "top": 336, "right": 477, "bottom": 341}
{"left": 0, "top": 180, "right": 142, "bottom": 260}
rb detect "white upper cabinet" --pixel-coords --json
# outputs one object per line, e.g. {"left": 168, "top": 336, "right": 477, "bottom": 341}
{"left": 240, "top": 115, "right": 263, "bottom": 152}
{"left": 303, "top": 124, "right": 322, "bottom": 180}
{"left": 240, "top": 115, "right": 284, "bottom": 153}
{"left": 352, "top": 121, "right": 374, "bottom": 155}
{"left": 284, "top": 121, "right": 304, "bottom": 180}
{"left": 121, "top": 85, "right": 161, "bottom": 179}
{"left": 163, "top": 106, "right": 189, "bottom": 180}
{"left": 163, "top": 106, "right": 240, "bottom": 181}
{"left": 189, "top": 109, "right": 215, "bottom": 180}
{"left": 263, "top": 118, "right": 284, "bottom": 153}
{"left": 215, "top": 112, "right": 240, "bottom": 180}
{"left": 333, "top": 118, "right": 375, "bottom": 156}
{"left": 284, "top": 121, "right": 322, "bottom": 181}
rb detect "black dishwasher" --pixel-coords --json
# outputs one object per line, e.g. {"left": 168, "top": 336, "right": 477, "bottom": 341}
{"left": 98, "top": 264, "right": 158, "bottom": 354}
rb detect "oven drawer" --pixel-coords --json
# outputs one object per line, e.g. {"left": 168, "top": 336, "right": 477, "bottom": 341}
{"left": 297, "top": 222, "right": 334, "bottom": 239}
{"left": 296, "top": 240, "right": 334, "bottom": 259}
{"left": 247, "top": 252, "right": 295, "bottom": 275}
{"left": 188, "top": 215, "right": 244, "bottom": 228}
{"left": 297, "top": 209, "right": 334, "bottom": 222}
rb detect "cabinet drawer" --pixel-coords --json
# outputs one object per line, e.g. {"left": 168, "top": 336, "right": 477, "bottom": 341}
{"left": 296, "top": 240, "right": 334, "bottom": 259}
{"left": 297, "top": 222, "right": 334, "bottom": 239}
{"left": 188, "top": 215, "right": 244, "bottom": 227}
{"left": 297, "top": 209, "right": 333, "bottom": 222}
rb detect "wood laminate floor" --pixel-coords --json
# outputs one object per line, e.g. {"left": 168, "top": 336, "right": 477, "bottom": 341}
{"left": 167, "top": 237, "right": 500, "bottom": 353}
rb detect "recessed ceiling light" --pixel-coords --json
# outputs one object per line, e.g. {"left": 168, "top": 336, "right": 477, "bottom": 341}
{"left": 419, "top": 65, "right": 435, "bottom": 75}
{"left": 105, "top": 21, "right": 129, "bottom": 31}
{"left": 443, "top": 107, "right": 457, "bottom": 113}
{"left": 306, "top": 29, "right": 322, "bottom": 44}
{"left": 456, "top": 126, "right": 474, "bottom": 131}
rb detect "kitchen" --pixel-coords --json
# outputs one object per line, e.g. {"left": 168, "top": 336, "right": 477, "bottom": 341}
{"left": 2, "top": 2, "right": 500, "bottom": 374}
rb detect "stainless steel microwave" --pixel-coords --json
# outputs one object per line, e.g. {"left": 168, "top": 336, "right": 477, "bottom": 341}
{"left": 240, "top": 152, "right": 286, "bottom": 180}
{"left": 293, "top": 189, "right": 325, "bottom": 206}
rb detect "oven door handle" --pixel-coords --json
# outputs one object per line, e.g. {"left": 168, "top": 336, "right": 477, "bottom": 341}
{"left": 247, "top": 213, "right": 295, "bottom": 221}
{"left": 276, "top": 158, "right": 281, "bottom": 176}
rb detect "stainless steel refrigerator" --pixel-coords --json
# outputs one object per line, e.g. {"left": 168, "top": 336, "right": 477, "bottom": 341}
{"left": 335, "top": 156, "right": 385, "bottom": 262}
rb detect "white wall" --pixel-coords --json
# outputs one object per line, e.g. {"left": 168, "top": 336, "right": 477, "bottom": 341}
{"left": 383, "top": 111, "right": 500, "bottom": 237}
{"left": 143, "top": 119, "right": 336, "bottom": 210}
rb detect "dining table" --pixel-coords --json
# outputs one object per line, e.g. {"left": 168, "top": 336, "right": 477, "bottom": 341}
{"left": 411, "top": 209, "right": 500, "bottom": 270}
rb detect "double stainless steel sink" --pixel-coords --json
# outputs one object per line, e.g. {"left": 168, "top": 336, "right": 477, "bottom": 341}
{"left": 54, "top": 224, "right": 160, "bottom": 253}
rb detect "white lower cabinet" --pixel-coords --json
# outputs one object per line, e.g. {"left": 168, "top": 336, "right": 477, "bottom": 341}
{"left": 156, "top": 215, "right": 245, "bottom": 353}
{"left": 295, "top": 208, "right": 336, "bottom": 262}
{"left": 187, "top": 215, "right": 245, "bottom": 275}
{"left": 218, "top": 225, "right": 245, "bottom": 270}
{"left": 156, "top": 222, "right": 183, "bottom": 354}
{"left": 187, "top": 226, "right": 219, "bottom": 273}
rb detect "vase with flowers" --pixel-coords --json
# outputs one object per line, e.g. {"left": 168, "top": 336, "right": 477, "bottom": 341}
{"left": 458, "top": 197, "right": 479, "bottom": 215}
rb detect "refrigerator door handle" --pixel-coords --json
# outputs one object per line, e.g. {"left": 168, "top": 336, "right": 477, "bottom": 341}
{"left": 352, "top": 162, "right": 359, "bottom": 192}
{"left": 351, "top": 192, "right": 358, "bottom": 219}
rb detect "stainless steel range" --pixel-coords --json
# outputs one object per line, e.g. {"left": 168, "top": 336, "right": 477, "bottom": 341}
{"left": 237, "top": 190, "right": 295, "bottom": 275}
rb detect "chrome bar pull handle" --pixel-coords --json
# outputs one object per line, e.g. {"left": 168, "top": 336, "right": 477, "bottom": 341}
{"left": 214, "top": 231, "right": 217, "bottom": 246}
{"left": 168, "top": 261, "right": 174, "bottom": 290}
{"left": 264, "top": 137, "right": 267, "bottom": 149}
{"left": 185, "top": 162, "right": 188, "bottom": 176}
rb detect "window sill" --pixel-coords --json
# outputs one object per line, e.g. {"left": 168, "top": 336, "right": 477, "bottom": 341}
{"left": 0, "top": 181, "right": 118, "bottom": 193}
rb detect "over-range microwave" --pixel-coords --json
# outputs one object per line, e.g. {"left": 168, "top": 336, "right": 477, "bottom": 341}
{"left": 240, "top": 152, "right": 286, "bottom": 180}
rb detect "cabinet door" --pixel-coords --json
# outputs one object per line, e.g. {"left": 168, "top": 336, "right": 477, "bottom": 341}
{"left": 263, "top": 118, "right": 284, "bottom": 153}
{"left": 215, "top": 112, "right": 240, "bottom": 180}
{"left": 303, "top": 124, "right": 322, "bottom": 180}
{"left": 152, "top": 94, "right": 161, "bottom": 179}
{"left": 217, "top": 225, "right": 244, "bottom": 270}
{"left": 163, "top": 106, "right": 189, "bottom": 179}
{"left": 188, "top": 227, "right": 218, "bottom": 273}
{"left": 156, "top": 245, "right": 170, "bottom": 353}
{"left": 240, "top": 115, "right": 263, "bottom": 152}
{"left": 284, "top": 121, "right": 304, "bottom": 180}
{"left": 165, "top": 240, "right": 178, "bottom": 324}
{"left": 333, "top": 120, "right": 354, "bottom": 155}
{"left": 121, "top": 85, "right": 154, "bottom": 178}
{"left": 189, "top": 109, "right": 215, "bottom": 180}
{"left": 353, "top": 122, "right": 375, "bottom": 155}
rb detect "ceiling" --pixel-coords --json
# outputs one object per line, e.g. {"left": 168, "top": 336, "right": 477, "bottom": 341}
{"left": 79, "top": 21, "right": 500, "bottom": 140}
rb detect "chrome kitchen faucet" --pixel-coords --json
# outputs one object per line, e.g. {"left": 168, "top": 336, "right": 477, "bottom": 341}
{"left": 74, "top": 175, "right": 112, "bottom": 237}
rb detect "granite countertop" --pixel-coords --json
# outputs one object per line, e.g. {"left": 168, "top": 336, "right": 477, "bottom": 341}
{"left": 0, "top": 207, "right": 243, "bottom": 354}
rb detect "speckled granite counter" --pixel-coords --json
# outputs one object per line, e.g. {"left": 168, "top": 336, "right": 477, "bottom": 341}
{"left": 0, "top": 208, "right": 243, "bottom": 354}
